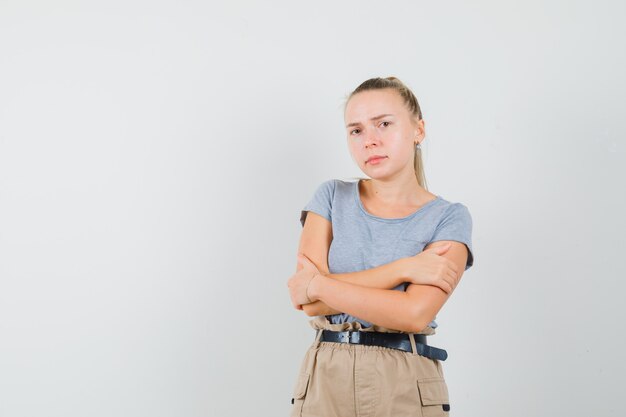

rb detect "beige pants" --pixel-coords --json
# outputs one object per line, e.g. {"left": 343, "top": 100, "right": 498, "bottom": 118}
{"left": 290, "top": 316, "right": 450, "bottom": 417}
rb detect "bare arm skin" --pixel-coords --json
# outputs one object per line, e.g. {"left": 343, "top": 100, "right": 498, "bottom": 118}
{"left": 295, "top": 211, "right": 336, "bottom": 316}
{"left": 296, "top": 211, "right": 408, "bottom": 316}
{"left": 404, "top": 240, "right": 469, "bottom": 330}
{"left": 307, "top": 240, "right": 468, "bottom": 333}
{"left": 301, "top": 260, "right": 408, "bottom": 316}
{"left": 296, "top": 211, "right": 468, "bottom": 331}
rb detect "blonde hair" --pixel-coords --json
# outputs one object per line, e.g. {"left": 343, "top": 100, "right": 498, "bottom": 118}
{"left": 343, "top": 76, "right": 428, "bottom": 190}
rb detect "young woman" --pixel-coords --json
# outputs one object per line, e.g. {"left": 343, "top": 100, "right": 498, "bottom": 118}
{"left": 287, "top": 77, "right": 474, "bottom": 417}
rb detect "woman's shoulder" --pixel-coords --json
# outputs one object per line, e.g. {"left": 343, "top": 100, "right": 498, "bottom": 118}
{"left": 429, "top": 196, "right": 473, "bottom": 226}
{"left": 314, "top": 177, "right": 359, "bottom": 194}
{"left": 333, "top": 177, "right": 359, "bottom": 184}
{"left": 430, "top": 192, "right": 470, "bottom": 210}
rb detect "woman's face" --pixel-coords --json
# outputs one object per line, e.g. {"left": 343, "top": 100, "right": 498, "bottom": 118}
{"left": 344, "top": 88, "right": 424, "bottom": 180}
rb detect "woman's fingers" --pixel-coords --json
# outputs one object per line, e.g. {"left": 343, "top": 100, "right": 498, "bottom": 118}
{"left": 436, "top": 278, "right": 453, "bottom": 294}
{"left": 408, "top": 254, "right": 460, "bottom": 293}
{"left": 446, "top": 258, "right": 459, "bottom": 276}
{"left": 424, "top": 242, "right": 451, "bottom": 255}
{"left": 446, "top": 268, "right": 458, "bottom": 285}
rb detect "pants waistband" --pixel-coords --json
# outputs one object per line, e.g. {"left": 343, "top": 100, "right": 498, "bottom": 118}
{"left": 316, "top": 329, "right": 448, "bottom": 361}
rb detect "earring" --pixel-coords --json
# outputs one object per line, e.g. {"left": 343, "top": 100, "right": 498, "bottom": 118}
{"left": 415, "top": 142, "right": 421, "bottom": 150}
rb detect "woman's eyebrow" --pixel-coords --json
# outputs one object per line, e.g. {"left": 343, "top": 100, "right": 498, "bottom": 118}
{"left": 346, "top": 114, "right": 394, "bottom": 128}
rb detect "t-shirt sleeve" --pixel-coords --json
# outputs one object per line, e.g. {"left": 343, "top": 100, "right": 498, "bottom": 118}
{"left": 430, "top": 203, "right": 474, "bottom": 271}
{"left": 300, "top": 179, "right": 335, "bottom": 227}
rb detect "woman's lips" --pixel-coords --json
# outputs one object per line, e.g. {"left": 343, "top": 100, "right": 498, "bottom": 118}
{"left": 367, "top": 156, "right": 387, "bottom": 165}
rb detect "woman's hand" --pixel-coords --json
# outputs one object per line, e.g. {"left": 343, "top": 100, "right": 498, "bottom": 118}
{"left": 287, "top": 253, "right": 322, "bottom": 310}
{"left": 403, "top": 243, "right": 460, "bottom": 294}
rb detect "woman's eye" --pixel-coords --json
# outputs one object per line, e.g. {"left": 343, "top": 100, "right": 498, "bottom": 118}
{"left": 350, "top": 129, "right": 360, "bottom": 135}
{"left": 380, "top": 121, "right": 391, "bottom": 127}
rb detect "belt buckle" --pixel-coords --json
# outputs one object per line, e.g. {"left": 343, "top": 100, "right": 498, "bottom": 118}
{"left": 347, "top": 330, "right": 359, "bottom": 344}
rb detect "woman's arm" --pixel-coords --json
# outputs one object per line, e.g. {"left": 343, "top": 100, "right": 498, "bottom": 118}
{"left": 306, "top": 241, "right": 469, "bottom": 333}
{"left": 297, "top": 210, "right": 410, "bottom": 316}
{"left": 306, "top": 274, "right": 421, "bottom": 333}
{"left": 331, "top": 259, "right": 407, "bottom": 288}
{"left": 301, "top": 258, "right": 408, "bottom": 316}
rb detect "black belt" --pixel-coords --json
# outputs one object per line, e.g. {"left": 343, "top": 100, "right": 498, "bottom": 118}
{"left": 317, "top": 329, "right": 448, "bottom": 361}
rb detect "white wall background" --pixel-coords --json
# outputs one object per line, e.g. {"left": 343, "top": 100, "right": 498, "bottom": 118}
{"left": 1, "top": 1, "right": 624, "bottom": 416}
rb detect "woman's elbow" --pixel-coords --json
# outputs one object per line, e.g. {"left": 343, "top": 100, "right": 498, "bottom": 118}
{"left": 395, "top": 318, "right": 427, "bottom": 334}
{"left": 407, "top": 304, "right": 431, "bottom": 333}
{"left": 302, "top": 303, "right": 321, "bottom": 317}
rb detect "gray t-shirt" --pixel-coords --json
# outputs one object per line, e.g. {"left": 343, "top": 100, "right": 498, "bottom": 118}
{"left": 299, "top": 178, "right": 474, "bottom": 329}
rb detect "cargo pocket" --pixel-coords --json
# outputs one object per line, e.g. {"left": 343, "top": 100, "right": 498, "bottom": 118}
{"left": 290, "top": 372, "right": 311, "bottom": 417}
{"left": 417, "top": 376, "right": 450, "bottom": 416}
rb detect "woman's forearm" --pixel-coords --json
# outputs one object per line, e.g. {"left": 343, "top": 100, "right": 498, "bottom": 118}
{"left": 302, "top": 300, "right": 342, "bottom": 316}
{"left": 329, "top": 258, "right": 407, "bottom": 289}
{"left": 307, "top": 274, "right": 421, "bottom": 333}
{"left": 300, "top": 258, "right": 409, "bottom": 317}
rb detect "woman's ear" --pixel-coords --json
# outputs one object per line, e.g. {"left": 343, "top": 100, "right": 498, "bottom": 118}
{"left": 414, "top": 117, "right": 425, "bottom": 139}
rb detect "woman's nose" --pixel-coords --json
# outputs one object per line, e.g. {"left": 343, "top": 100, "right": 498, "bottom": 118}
{"left": 364, "top": 129, "right": 380, "bottom": 147}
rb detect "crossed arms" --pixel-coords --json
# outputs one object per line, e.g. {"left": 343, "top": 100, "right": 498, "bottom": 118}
{"left": 296, "top": 211, "right": 469, "bottom": 333}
